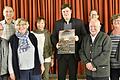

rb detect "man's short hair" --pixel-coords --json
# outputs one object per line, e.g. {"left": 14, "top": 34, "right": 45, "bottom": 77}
{"left": 61, "top": 4, "right": 72, "bottom": 10}
{"left": 3, "top": 6, "right": 14, "bottom": 13}
{"left": 89, "top": 10, "right": 99, "bottom": 19}
{"left": 3, "top": 6, "right": 14, "bottom": 17}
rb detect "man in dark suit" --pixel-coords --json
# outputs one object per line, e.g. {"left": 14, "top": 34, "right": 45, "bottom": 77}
{"left": 51, "top": 4, "right": 87, "bottom": 80}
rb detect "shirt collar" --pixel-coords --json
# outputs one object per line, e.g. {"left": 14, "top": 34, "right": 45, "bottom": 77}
{"left": 63, "top": 18, "right": 73, "bottom": 24}
{"left": 90, "top": 31, "right": 99, "bottom": 43}
{"left": 3, "top": 20, "right": 14, "bottom": 24}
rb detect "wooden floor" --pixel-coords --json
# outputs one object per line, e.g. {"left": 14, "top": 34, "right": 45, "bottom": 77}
{"left": 49, "top": 74, "right": 86, "bottom": 80}
{"left": 49, "top": 78, "right": 86, "bottom": 80}
{"left": 49, "top": 77, "right": 86, "bottom": 80}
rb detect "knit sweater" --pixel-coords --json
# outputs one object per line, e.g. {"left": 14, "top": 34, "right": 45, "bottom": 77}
{"left": 32, "top": 29, "right": 53, "bottom": 59}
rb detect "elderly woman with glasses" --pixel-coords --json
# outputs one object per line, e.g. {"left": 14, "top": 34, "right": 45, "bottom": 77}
{"left": 8, "top": 18, "right": 44, "bottom": 80}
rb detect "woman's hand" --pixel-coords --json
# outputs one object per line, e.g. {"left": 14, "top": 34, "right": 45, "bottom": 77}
{"left": 51, "top": 58, "right": 54, "bottom": 67}
{"left": 41, "top": 64, "right": 45, "bottom": 74}
{"left": 9, "top": 73, "right": 15, "bottom": 80}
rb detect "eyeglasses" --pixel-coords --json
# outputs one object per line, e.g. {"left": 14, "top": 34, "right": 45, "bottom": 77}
{"left": 20, "top": 24, "right": 26, "bottom": 26}
{"left": 113, "top": 20, "right": 120, "bottom": 24}
{"left": 16, "top": 23, "right": 26, "bottom": 26}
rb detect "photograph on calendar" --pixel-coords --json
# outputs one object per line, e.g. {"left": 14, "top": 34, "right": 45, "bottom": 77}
{"left": 58, "top": 29, "right": 75, "bottom": 54}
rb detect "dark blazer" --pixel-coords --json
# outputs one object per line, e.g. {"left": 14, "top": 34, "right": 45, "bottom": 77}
{"left": 51, "top": 18, "right": 87, "bottom": 60}
{"left": 9, "top": 33, "right": 40, "bottom": 79}
{"left": 80, "top": 32, "right": 112, "bottom": 77}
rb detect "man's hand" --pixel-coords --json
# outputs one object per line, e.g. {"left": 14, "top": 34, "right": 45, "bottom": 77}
{"left": 75, "top": 35, "right": 79, "bottom": 41}
{"left": 86, "top": 62, "right": 96, "bottom": 71}
{"left": 56, "top": 43, "right": 60, "bottom": 49}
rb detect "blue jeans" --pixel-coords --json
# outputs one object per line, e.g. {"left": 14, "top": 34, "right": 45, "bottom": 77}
{"left": 19, "top": 70, "right": 41, "bottom": 80}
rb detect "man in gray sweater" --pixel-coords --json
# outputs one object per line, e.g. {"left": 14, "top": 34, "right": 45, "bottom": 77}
{"left": 0, "top": 23, "right": 9, "bottom": 80}
{"left": 80, "top": 19, "right": 111, "bottom": 80}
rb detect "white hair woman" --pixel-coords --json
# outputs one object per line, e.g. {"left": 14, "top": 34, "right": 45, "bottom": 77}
{"left": 8, "top": 18, "right": 43, "bottom": 80}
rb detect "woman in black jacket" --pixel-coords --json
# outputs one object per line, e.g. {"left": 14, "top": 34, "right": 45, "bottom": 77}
{"left": 8, "top": 18, "right": 44, "bottom": 80}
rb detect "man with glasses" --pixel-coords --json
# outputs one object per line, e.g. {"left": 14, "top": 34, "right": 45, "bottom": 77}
{"left": 80, "top": 19, "right": 111, "bottom": 80}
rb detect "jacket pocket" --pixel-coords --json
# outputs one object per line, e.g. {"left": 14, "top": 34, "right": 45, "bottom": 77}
{"left": 99, "top": 65, "right": 108, "bottom": 67}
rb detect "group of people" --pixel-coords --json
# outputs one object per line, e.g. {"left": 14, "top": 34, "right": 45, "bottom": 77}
{"left": 51, "top": 4, "right": 120, "bottom": 80}
{"left": 0, "top": 3, "right": 120, "bottom": 80}
{"left": 0, "top": 6, "right": 54, "bottom": 80}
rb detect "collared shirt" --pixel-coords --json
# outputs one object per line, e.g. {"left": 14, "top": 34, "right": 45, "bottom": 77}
{"left": 90, "top": 32, "right": 99, "bottom": 43}
{"left": 0, "top": 20, "right": 15, "bottom": 40}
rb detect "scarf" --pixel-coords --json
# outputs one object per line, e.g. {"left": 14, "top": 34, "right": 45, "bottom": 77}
{"left": 33, "top": 29, "right": 48, "bottom": 34}
{"left": 15, "top": 31, "right": 30, "bottom": 53}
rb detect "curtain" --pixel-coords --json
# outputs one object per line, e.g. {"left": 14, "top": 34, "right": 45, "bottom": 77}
{"left": 0, "top": 0, "right": 120, "bottom": 32}
{"left": 0, "top": 0, "right": 120, "bottom": 76}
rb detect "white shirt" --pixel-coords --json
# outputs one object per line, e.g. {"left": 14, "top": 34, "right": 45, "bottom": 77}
{"left": 31, "top": 31, "right": 45, "bottom": 64}
{"left": 90, "top": 32, "right": 99, "bottom": 43}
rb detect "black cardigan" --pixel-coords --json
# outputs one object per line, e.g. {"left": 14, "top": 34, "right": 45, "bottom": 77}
{"left": 9, "top": 33, "right": 41, "bottom": 79}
